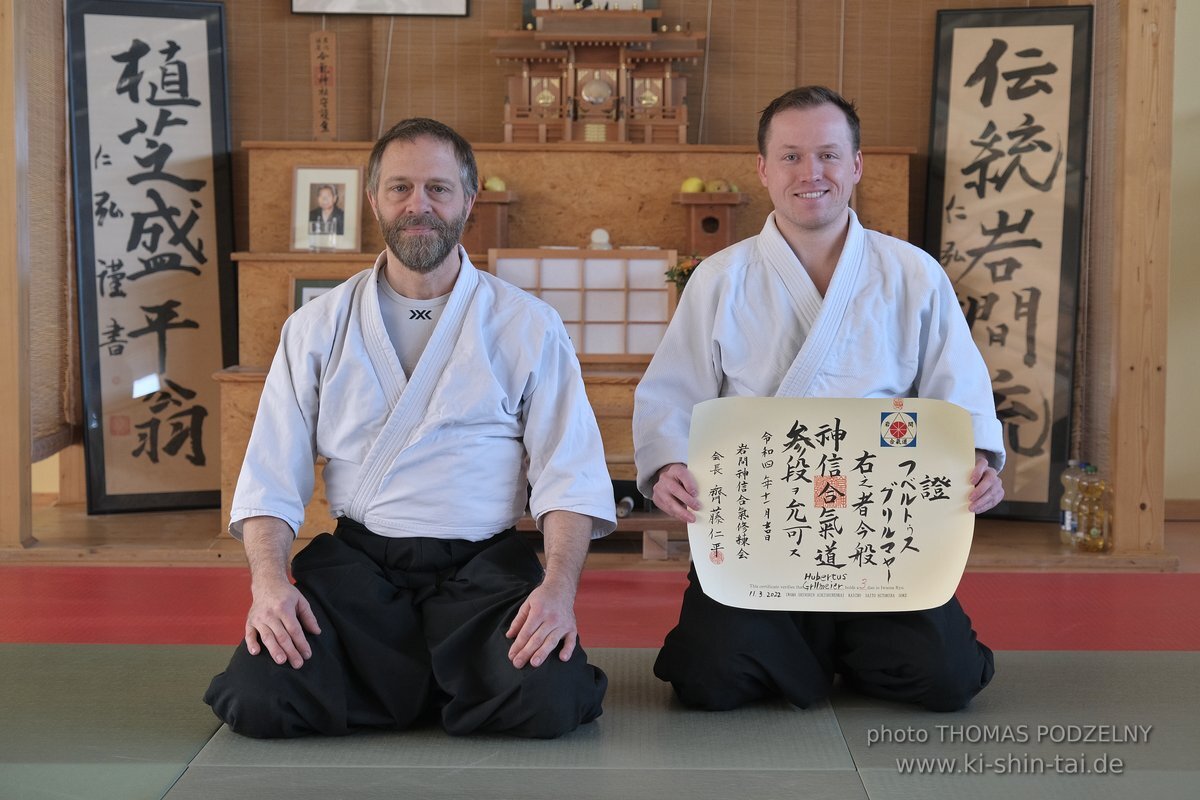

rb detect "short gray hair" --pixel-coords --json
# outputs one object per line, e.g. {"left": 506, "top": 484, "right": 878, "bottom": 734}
{"left": 367, "top": 118, "right": 478, "bottom": 200}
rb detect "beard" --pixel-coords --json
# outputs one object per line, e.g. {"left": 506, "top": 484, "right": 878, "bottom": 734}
{"left": 380, "top": 207, "right": 469, "bottom": 274}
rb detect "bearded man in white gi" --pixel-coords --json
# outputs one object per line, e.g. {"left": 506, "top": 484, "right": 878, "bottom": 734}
{"left": 205, "top": 119, "right": 615, "bottom": 739}
{"left": 634, "top": 86, "right": 1005, "bottom": 713}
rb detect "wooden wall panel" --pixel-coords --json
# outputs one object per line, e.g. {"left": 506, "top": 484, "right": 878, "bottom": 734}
{"left": 245, "top": 143, "right": 378, "bottom": 254}
{"left": 223, "top": 1, "right": 373, "bottom": 249}
{"left": 1108, "top": 0, "right": 1172, "bottom": 553}
{"left": 26, "top": 0, "right": 72, "bottom": 459}
{"left": 236, "top": 256, "right": 370, "bottom": 367}
{"left": 1, "top": 0, "right": 32, "bottom": 546}
{"left": 212, "top": 1, "right": 1114, "bottom": 252}
{"left": 368, "top": 2, "right": 524, "bottom": 143}
{"left": 244, "top": 142, "right": 911, "bottom": 258}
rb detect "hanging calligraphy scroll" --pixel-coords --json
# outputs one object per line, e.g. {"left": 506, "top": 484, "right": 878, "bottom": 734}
{"left": 926, "top": 7, "right": 1092, "bottom": 521}
{"left": 688, "top": 397, "right": 976, "bottom": 613}
{"left": 310, "top": 30, "right": 337, "bottom": 141}
{"left": 67, "top": 0, "right": 235, "bottom": 512}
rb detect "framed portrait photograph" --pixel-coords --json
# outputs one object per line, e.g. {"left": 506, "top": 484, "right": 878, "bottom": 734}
{"left": 292, "top": 1, "right": 468, "bottom": 16}
{"left": 291, "top": 166, "right": 363, "bottom": 252}
{"left": 292, "top": 278, "right": 346, "bottom": 311}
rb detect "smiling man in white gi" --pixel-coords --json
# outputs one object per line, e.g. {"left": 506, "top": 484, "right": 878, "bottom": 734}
{"left": 204, "top": 118, "right": 615, "bottom": 739}
{"left": 634, "top": 86, "right": 1005, "bottom": 713}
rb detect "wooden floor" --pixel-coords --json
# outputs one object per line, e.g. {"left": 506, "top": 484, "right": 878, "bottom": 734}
{"left": 4, "top": 499, "right": 1196, "bottom": 571}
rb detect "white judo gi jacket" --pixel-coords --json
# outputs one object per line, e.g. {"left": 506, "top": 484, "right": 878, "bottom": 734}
{"left": 231, "top": 250, "right": 617, "bottom": 541}
{"left": 634, "top": 211, "right": 1005, "bottom": 497}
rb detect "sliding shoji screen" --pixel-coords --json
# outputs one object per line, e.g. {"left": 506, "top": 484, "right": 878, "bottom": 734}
{"left": 490, "top": 249, "right": 677, "bottom": 359}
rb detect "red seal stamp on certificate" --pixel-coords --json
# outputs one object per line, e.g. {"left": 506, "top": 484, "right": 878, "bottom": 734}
{"left": 709, "top": 547, "right": 725, "bottom": 565}
{"left": 880, "top": 411, "right": 917, "bottom": 448}
{"left": 814, "top": 475, "right": 848, "bottom": 508}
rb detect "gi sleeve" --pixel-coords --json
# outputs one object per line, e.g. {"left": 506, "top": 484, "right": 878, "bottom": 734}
{"left": 521, "top": 320, "right": 618, "bottom": 538}
{"left": 228, "top": 314, "right": 322, "bottom": 539}
{"left": 916, "top": 266, "right": 1007, "bottom": 472}
{"left": 632, "top": 266, "right": 725, "bottom": 498}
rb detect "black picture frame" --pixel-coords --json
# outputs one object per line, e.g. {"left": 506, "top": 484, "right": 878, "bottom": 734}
{"left": 292, "top": 278, "right": 346, "bottom": 312}
{"left": 67, "top": 0, "right": 236, "bottom": 513}
{"left": 925, "top": 6, "right": 1093, "bottom": 521}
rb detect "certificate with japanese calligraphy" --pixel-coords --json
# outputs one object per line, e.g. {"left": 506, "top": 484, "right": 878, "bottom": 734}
{"left": 688, "top": 397, "right": 976, "bottom": 613}
{"left": 68, "top": 1, "right": 235, "bottom": 512}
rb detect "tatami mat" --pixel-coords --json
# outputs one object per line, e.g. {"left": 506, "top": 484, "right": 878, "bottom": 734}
{"left": 3, "top": 644, "right": 1197, "bottom": 799}
{"left": 175, "top": 648, "right": 853, "bottom": 797}
{"left": 0, "top": 644, "right": 230, "bottom": 800}
{"left": 836, "top": 651, "right": 1200, "bottom": 799}
{"left": 855, "top": 769, "right": 1199, "bottom": 800}
{"left": 167, "top": 766, "right": 870, "bottom": 800}
{"left": 835, "top": 651, "right": 1200, "bottom": 771}
{"left": 168, "top": 649, "right": 1200, "bottom": 800}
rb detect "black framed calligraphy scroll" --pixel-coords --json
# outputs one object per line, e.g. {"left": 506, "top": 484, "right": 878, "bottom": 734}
{"left": 926, "top": 7, "right": 1092, "bottom": 521}
{"left": 67, "top": 0, "right": 235, "bottom": 513}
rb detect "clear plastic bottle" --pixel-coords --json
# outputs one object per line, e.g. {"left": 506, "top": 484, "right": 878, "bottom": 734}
{"left": 1058, "top": 459, "right": 1084, "bottom": 546}
{"left": 1075, "top": 466, "right": 1111, "bottom": 552}
{"left": 1070, "top": 466, "right": 1094, "bottom": 548}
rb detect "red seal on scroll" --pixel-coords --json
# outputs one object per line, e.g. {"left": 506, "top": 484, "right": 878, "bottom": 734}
{"left": 710, "top": 547, "right": 725, "bottom": 565}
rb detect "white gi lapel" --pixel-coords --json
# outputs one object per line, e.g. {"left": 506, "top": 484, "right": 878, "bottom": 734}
{"left": 346, "top": 248, "right": 480, "bottom": 521}
{"left": 757, "top": 213, "right": 824, "bottom": 334}
{"left": 359, "top": 252, "right": 409, "bottom": 403}
{"left": 773, "top": 209, "right": 867, "bottom": 398}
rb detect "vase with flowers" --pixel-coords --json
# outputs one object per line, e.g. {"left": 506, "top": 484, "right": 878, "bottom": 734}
{"left": 666, "top": 254, "right": 703, "bottom": 293}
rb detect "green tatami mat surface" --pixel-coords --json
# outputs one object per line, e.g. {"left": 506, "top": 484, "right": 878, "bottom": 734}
{"left": 837, "top": 651, "right": 1200, "bottom": 800}
{"left": 187, "top": 647, "right": 849, "bottom": 771}
{"left": 172, "top": 649, "right": 1200, "bottom": 800}
{"left": 7, "top": 645, "right": 1198, "bottom": 800}
{"left": 0, "top": 644, "right": 230, "bottom": 800}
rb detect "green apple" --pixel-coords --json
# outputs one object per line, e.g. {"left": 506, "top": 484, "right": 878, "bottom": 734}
{"left": 680, "top": 176, "right": 705, "bottom": 192}
{"left": 704, "top": 178, "right": 730, "bottom": 192}
{"left": 483, "top": 175, "right": 507, "bottom": 191}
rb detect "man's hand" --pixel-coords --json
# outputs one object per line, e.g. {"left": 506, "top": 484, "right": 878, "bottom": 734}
{"left": 241, "top": 516, "right": 321, "bottom": 670}
{"left": 506, "top": 576, "right": 578, "bottom": 668}
{"left": 968, "top": 452, "right": 1004, "bottom": 514}
{"left": 505, "top": 509, "right": 590, "bottom": 669}
{"left": 652, "top": 462, "right": 701, "bottom": 523}
{"left": 245, "top": 576, "right": 321, "bottom": 670}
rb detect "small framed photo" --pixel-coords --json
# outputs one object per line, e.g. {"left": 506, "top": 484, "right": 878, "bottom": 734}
{"left": 292, "top": 278, "right": 346, "bottom": 311}
{"left": 291, "top": 166, "right": 363, "bottom": 252}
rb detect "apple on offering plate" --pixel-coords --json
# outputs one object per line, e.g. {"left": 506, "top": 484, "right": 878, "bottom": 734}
{"left": 681, "top": 176, "right": 738, "bottom": 194}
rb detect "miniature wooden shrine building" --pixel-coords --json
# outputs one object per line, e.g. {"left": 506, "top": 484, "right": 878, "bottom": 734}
{"left": 491, "top": 8, "right": 703, "bottom": 145}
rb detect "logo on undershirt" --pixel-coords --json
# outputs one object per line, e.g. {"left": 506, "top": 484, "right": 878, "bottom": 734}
{"left": 409, "top": 309, "right": 432, "bottom": 320}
